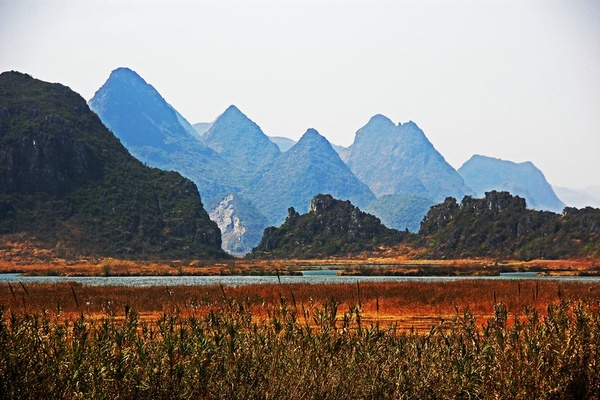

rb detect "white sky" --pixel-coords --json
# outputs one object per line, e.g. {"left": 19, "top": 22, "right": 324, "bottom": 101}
{"left": 1, "top": 0, "right": 599, "bottom": 189}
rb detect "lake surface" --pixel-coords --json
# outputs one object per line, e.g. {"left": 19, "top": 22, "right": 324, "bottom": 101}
{"left": 1, "top": 272, "right": 599, "bottom": 287}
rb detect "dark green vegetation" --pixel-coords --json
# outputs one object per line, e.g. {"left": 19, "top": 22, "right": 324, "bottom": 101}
{"left": 420, "top": 191, "right": 600, "bottom": 260}
{"left": 249, "top": 191, "right": 600, "bottom": 261}
{"left": 251, "top": 194, "right": 406, "bottom": 259}
{"left": 459, "top": 154, "right": 565, "bottom": 213}
{"left": 0, "top": 71, "right": 226, "bottom": 259}
{"left": 2, "top": 298, "right": 600, "bottom": 399}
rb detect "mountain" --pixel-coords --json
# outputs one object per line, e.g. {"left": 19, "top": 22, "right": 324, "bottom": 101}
{"left": 553, "top": 185, "right": 600, "bottom": 209}
{"left": 207, "top": 193, "right": 268, "bottom": 256}
{"left": 344, "top": 115, "right": 472, "bottom": 202}
{"left": 458, "top": 155, "right": 565, "bottom": 213}
{"left": 364, "top": 194, "right": 436, "bottom": 233}
{"left": 89, "top": 67, "right": 240, "bottom": 203}
{"left": 419, "top": 191, "right": 600, "bottom": 260}
{"left": 202, "top": 105, "right": 281, "bottom": 173}
{"left": 269, "top": 136, "right": 296, "bottom": 152}
{"left": 0, "top": 71, "right": 226, "bottom": 259}
{"left": 246, "top": 129, "right": 376, "bottom": 226}
{"left": 193, "top": 122, "right": 213, "bottom": 136}
{"left": 250, "top": 194, "right": 406, "bottom": 259}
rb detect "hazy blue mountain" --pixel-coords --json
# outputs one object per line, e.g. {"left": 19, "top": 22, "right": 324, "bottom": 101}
{"left": 364, "top": 194, "right": 436, "bottom": 233}
{"left": 553, "top": 185, "right": 600, "bottom": 209}
{"left": 0, "top": 71, "right": 226, "bottom": 259}
{"left": 344, "top": 115, "right": 472, "bottom": 202}
{"left": 458, "top": 155, "right": 565, "bottom": 213}
{"left": 203, "top": 105, "right": 281, "bottom": 173}
{"left": 207, "top": 193, "right": 268, "bottom": 256}
{"left": 193, "top": 122, "right": 213, "bottom": 136}
{"left": 89, "top": 67, "right": 241, "bottom": 203}
{"left": 269, "top": 136, "right": 296, "bottom": 152}
{"left": 246, "top": 129, "right": 376, "bottom": 226}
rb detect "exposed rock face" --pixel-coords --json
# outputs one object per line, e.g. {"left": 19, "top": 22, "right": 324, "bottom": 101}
{"left": 208, "top": 193, "right": 268, "bottom": 256}
{"left": 246, "top": 129, "right": 376, "bottom": 226}
{"left": 0, "top": 71, "right": 227, "bottom": 259}
{"left": 251, "top": 194, "right": 406, "bottom": 259}
{"left": 458, "top": 155, "right": 565, "bottom": 213}
{"left": 419, "top": 190, "right": 600, "bottom": 260}
{"left": 203, "top": 105, "right": 281, "bottom": 173}
{"left": 89, "top": 67, "right": 239, "bottom": 203}
{"left": 344, "top": 115, "right": 472, "bottom": 202}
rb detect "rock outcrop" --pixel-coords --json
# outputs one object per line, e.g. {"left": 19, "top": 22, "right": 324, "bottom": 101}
{"left": 208, "top": 193, "right": 268, "bottom": 256}
{"left": 251, "top": 194, "right": 406, "bottom": 259}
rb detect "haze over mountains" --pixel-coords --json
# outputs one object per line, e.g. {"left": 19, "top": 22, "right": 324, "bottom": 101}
{"left": 86, "top": 67, "right": 585, "bottom": 255}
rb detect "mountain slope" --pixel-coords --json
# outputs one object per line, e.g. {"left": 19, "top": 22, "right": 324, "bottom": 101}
{"left": 203, "top": 105, "right": 281, "bottom": 173}
{"left": 458, "top": 155, "right": 565, "bottom": 213}
{"left": 344, "top": 115, "right": 472, "bottom": 202}
{"left": 251, "top": 194, "right": 406, "bottom": 259}
{"left": 246, "top": 129, "right": 376, "bottom": 226}
{"left": 0, "top": 71, "right": 226, "bottom": 259}
{"left": 89, "top": 67, "right": 241, "bottom": 203}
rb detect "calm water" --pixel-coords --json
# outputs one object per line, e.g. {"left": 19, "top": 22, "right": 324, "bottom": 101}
{"left": 0, "top": 271, "right": 599, "bottom": 287}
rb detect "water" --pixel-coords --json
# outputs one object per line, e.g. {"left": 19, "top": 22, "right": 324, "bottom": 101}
{"left": 0, "top": 271, "right": 599, "bottom": 287}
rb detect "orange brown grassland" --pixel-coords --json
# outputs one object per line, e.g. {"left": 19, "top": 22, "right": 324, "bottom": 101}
{"left": 3, "top": 279, "right": 600, "bottom": 332}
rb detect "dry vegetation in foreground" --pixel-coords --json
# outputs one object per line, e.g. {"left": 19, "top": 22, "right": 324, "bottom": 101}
{"left": 1, "top": 280, "right": 600, "bottom": 398}
{"left": 2, "top": 280, "right": 600, "bottom": 330}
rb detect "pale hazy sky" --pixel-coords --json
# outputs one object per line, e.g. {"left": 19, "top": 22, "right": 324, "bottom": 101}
{"left": 1, "top": 0, "right": 599, "bottom": 189}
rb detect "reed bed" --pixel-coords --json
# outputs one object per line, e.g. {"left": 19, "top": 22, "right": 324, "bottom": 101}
{"left": 1, "top": 281, "right": 600, "bottom": 398}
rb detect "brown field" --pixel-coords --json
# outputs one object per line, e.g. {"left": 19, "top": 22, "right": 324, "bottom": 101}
{"left": 2, "top": 279, "right": 600, "bottom": 332}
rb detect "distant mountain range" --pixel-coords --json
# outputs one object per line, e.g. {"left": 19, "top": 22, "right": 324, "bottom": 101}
{"left": 83, "top": 67, "right": 593, "bottom": 256}
{"left": 343, "top": 115, "right": 472, "bottom": 202}
{"left": 552, "top": 185, "right": 600, "bottom": 209}
{"left": 458, "top": 155, "right": 565, "bottom": 213}
{"left": 243, "top": 128, "right": 376, "bottom": 226}
{"left": 89, "top": 67, "right": 242, "bottom": 203}
{"left": 0, "top": 71, "right": 226, "bottom": 259}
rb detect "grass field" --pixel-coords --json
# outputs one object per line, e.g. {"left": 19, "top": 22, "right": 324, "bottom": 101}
{"left": 2, "top": 279, "right": 600, "bottom": 398}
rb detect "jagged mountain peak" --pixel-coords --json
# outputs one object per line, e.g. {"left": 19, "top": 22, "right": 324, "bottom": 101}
{"left": 202, "top": 105, "right": 280, "bottom": 173}
{"left": 293, "top": 128, "right": 331, "bottom": 150}
{"left": 346, "top": 114, "right": 471, "bottom": 201}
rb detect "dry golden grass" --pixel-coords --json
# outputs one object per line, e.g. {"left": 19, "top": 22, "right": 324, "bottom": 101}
{"left": 2, "top": 279, "right": 599, "bottom": 332}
